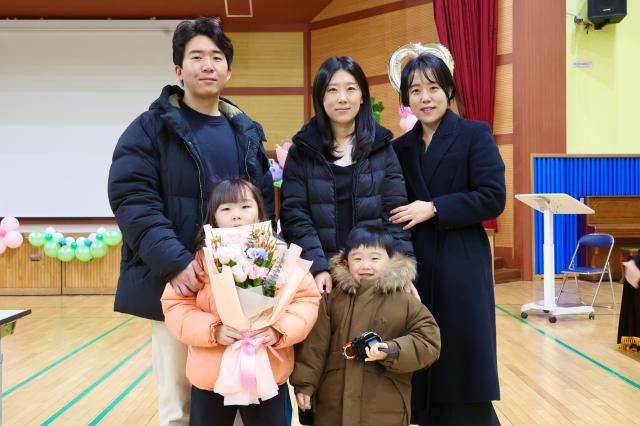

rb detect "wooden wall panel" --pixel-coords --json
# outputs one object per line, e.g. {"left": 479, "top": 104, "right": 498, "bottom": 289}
{"left": 311, "top": 4, "right": 438, "bottom": 79}
{"left": 63, "top": 234, "right": 120, "bottom": 295}
{"left": 369, "top": 84, "right": 402, "bottom": 137}
{"left": 496, "top": 144, "right": 514, "bottom": 249}
{"left": 313, "top": 0, "right": 400, "bottom": 21}
{"left": 224, "top": 95, "right": 304, "bottom": 149}
{"left": 513, "top": 0, "right": 566, "bottom": 279}
{"left": 493, "top": 64, "right": 513, "bottom": 135}
{"left": 226, "top": 32, "right": 304, "bottom": 87}
{"left": 498, "top": 0, "right": 513, "bottom": 55}
{"left": 0, "top": 236, "right": 61, "bottom": 295}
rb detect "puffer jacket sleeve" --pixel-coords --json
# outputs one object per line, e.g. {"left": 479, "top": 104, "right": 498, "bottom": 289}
{"left": 432, "top": 123, "right": 506, "bottom": 230}
{"left": 161, "top": 283, "right": 221, "bottom": 347}
{"left": 281, "top": 145, "right": 329, "bottom": 274}
{"left": 382, "top": 144, "right": 414, "bottom": 257}
{"left": 291, "top": 293, "right": 331, "bottom": 397}
{"left": 381, "top": 298, "right": 440, "bottom": 374}
{"left": 254, "top": 121, "right": 276, "bottom": 221}
{"left": 108, "top": 116, "right": 193, "bottom": 282}
{"left": 272, "top": 272, "right": 321, "bottom": 348}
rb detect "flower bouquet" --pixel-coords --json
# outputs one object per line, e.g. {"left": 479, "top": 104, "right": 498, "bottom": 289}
{"left": 202, "top": 221, "right": 312, "bottom": 405}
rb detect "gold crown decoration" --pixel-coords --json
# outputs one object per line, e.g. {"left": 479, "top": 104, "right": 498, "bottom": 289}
{"left": 387, "top": 43, "right": 455, "bottom": 93}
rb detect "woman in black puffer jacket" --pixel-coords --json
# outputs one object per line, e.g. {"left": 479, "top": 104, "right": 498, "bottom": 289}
{"left": 281, "top": 56, "right": 413, "bottom": 294}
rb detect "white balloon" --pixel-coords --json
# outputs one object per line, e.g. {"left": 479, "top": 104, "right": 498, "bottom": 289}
{"left": 89, "top": 233, "right": 97, "bottom": 242}
{"left": 96, "top": 227, "right": 107, "bottom": 235}
{"left": 45, "top": 226, "right": 56, "bottom": 234}
{"left": 65, "top": 237, "right": 75, "bottom": 245}
{"left": 54, "top": 232, "right": 64, "bottom": 241}
{"left": 76, "top": 237, "right": 86, "bottom": 246}
{"left": 387, "top": 43, "right": 455, "bottom": 93}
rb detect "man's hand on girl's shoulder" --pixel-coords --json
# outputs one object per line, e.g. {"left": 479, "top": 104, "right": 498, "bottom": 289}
{"left": 170, "top": 259, "right": 206, "bottom": 297}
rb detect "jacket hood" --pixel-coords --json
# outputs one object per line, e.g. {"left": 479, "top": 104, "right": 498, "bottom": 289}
{"left": 292, "top": 116, "right": 393, "bottom": 157}
{"left": 150, "top": 85, "right": 244, "bottom": 118}
{"left": 330, "top": 252, "right": 416, "bottom": 295}
{"left": 149, "top": 85, "right": 265, "bottom": 142}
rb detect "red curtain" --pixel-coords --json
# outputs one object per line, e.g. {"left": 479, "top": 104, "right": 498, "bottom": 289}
{"left": 434, "top": 0, "right": 499, "bottom": 230}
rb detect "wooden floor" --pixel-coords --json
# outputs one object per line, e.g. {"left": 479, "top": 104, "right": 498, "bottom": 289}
{"left": 2, "top": 280, "right": 639, "bottom": 425}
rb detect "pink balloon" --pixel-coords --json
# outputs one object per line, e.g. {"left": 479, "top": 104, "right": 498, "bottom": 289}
{"left": 0, "top": 216, "right": 20, "bottom": 232}
{"left": 0, "top": 239, "right": 6, "bottom": 254}
{"left": 400, "top": 115, "right": 418, "bottom": 132}
{"left": 4, "top": 231, "right": 23, "bottom": 249}
{"left": 399, "top": 104, "right": 414, "bottom": 119}
{"left": 0, "top": 228, "right": 5, "bottom": 238}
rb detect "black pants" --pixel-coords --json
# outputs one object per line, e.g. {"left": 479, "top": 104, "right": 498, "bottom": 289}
{"left": 190, "top": 384, "right": 288, "bottom": 426}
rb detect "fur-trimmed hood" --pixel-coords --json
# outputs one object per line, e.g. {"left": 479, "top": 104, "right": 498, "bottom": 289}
{"left": 330, "top": 252, "right": 417, "bottom": 295}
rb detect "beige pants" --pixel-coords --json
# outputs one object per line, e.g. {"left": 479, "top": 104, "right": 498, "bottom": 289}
{"left": 151, "top": 320, "right": 191, "bottom": 426}
{"left": 151, "top": 320, "right": 244, "bottom": 426}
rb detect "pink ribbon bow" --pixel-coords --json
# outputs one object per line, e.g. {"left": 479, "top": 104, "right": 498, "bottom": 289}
{"left": 231, "top": 333, "right": 285, "bottom": 393}
{"left": 231, "top": 335, "right": 264, "bottom": 392}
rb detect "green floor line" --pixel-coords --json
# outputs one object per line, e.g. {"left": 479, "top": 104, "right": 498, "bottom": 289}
{"left": 88, "top": 365, "right": 153, "bottom": 426}
{"left": 2, "top": 316, "right": 135, "bottom": 397}
{"left": 495, "top": 304, "right": 640, "bottom": 390}
{"left": 40, "top": 338, "right": 151, "bottom": 426}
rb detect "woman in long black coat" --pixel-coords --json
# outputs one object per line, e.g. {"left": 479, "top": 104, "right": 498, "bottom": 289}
{"left": 281, "top": 56, "right": 413, "bottom": 294}
{"left": 390, "top": 54, "right": 506, "bottom": 425}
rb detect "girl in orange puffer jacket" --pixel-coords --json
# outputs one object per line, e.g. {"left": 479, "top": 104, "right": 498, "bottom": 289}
{"left": 162, "top": 179, "right": 320, "bottom": 426}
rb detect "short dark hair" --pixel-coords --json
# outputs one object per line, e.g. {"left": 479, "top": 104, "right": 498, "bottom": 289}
{"left": 172, "top": 17, "right": 234, "bottom": 68}
{"left": 345, "top": 225, "right": 395, "bottom": 257}
{"left": 312, "top": 56, "right": 376, "bottom": 162}
{"left": 400, "top": 54, "right": 456, "bottom": 107}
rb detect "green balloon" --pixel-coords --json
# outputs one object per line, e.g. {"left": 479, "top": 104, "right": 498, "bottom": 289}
{"left": 28, "top": 231, "right": 46, "bottom": 247}
{"left": 90, "top": 240, "right": 108, "bottom": 259}
{"left": 43, "top": 241, "right": 60, "bottom": 258}
{"left": 75, "top": 245, "right": 93, "bottom": 262}
{"left": 45, "top": 233, "right": 53, "bottom": 241}
{"left": 103, "top": 229, "right": 123, "bottom": 246}
{"left": 96, "top": 233, "right": 104, "bottom": 241}
{"left": 57, "top": 246, "right": 75, "bottom": 262}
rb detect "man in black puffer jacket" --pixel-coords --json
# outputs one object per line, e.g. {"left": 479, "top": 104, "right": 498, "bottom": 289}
{"left": 107, "top": 18, "right": 273, "bottom": 425}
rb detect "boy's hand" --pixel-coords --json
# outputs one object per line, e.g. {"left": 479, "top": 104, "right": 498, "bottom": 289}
{"left": 250, "top": 326, "right": 281, "bottom": 346}
{"left": 214, "top": 324, "right": 244, "bottom": 345}
{"left": 365, "top": 342, "right": 389, "bottom": 362}
{"left": 296, "top": 393, "right": 311, "bottom": 411}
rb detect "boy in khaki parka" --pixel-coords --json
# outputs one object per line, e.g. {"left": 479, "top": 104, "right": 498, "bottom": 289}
{"left": 292, "top": 225, "right": 441, "bottom": 426}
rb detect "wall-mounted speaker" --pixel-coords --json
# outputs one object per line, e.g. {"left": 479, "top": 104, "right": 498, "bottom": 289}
{"left": 588, "top": 0, "right": 627, "bottom": 29}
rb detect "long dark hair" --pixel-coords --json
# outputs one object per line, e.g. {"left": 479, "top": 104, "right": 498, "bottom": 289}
{"left": 312, "top": 56, "right": 376, "bottom": 162}
{"left": 195, "top": 179, "right": 267, "bottom": 250}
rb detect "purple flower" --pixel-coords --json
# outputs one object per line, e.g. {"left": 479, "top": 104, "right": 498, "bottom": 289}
{"left": 246, "top": 247, "right": 268, "bottom": 261}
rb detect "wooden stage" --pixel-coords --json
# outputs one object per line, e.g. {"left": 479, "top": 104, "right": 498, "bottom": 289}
{"left": 2, "top": 281, "right": 639, "bottom": 425}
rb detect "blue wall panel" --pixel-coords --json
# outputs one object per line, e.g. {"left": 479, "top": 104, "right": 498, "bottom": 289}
{"left": 532, "top": 157, "right": 640, "bottom": 274}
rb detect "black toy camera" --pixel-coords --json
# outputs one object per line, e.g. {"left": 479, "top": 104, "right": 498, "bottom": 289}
{"left": 342, "top": 331, "right": 382, "bottom": 360}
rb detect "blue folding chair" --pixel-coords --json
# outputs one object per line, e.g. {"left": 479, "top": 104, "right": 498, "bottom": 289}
{"left": 556, "top": 233, "right": 615, "bottom": 311}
